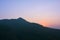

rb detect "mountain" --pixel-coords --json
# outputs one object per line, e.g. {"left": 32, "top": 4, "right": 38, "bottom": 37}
{"left": 0, "top": 18, "right": 60, "bottom": 40}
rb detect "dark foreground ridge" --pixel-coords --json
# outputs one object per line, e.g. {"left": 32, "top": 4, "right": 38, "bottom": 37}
{"left": 0, "top": 18, "right": 60, "bottom": 40}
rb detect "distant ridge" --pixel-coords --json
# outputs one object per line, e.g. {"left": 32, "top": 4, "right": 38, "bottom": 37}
{"left": 17, "top": 17, "right": 26, "bottom": 21}
{"left": 0, "top": 17, "right": 60, "bottom": 40}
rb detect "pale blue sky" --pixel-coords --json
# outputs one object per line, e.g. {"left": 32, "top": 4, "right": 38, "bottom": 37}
{"left": 0, "top": 0, "right": 60, "bottom": 29}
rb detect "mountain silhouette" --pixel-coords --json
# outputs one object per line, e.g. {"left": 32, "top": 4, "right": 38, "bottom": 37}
{"left": 0, "top": 17, "right": 60, "bottom": 40}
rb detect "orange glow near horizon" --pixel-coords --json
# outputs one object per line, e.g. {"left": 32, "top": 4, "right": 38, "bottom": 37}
{"left": 38, "top": 20, "right": 49, "bottom": 27}
{"left": 25, "top": 17, "right": 51, "bottom": 27}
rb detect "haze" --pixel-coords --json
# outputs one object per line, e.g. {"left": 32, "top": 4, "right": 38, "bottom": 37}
{"left": 0, "top": 0, "right": 60, "bottom": 29}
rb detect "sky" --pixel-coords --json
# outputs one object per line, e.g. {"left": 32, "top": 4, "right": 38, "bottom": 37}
{"left": 0, "top": 0, "right": 60, "bottom": 29}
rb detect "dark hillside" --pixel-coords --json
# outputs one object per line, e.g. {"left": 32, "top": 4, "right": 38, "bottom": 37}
{"left": 0, "top": 18, "right": 60, "bottom": 40}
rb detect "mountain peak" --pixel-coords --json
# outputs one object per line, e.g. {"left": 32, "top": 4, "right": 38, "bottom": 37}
{"left": 17, "top": 17, "right": 29, "bottom": 23}
{"left": 18, "top": 17, "right": 24, "bottom": 20}
{"left": 17, "top": 17, "right": 26, "bottom": 21}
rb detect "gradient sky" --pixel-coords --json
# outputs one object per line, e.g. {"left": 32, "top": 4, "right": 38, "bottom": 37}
{"left": 0, "top": 0, "right": 60, "bottom": 29}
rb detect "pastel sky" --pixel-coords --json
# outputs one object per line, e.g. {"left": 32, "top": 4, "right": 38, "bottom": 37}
{"left": 0, "top": 0, "right": 60, "bottom": 29}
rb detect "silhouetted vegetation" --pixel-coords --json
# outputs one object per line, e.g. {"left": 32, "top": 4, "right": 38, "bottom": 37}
{"left": 0, "top": 18, "right": 60, "bottom": 40}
